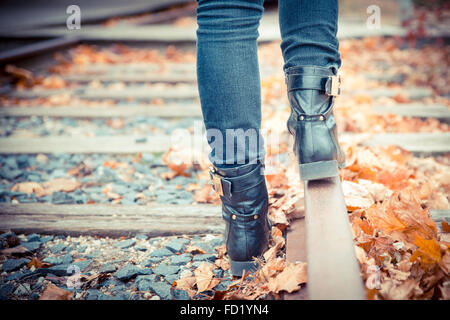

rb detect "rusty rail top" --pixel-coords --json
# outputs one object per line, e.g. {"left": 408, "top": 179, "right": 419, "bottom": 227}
{"left": 304, "top": 176, "right": 366, "bottom": 300}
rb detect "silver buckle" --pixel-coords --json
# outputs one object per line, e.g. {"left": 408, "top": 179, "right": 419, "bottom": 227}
{"left": 327, "top": 75, "right": 341, "bottom": 96}
{"left": 210, "top": 168, "right": 224, "bottom": 196}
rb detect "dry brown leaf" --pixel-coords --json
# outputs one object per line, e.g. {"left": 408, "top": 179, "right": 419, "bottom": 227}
{"left": 438, "top": 249, "right": 450, "bottom": 275}
{"left": 27, "top": 257, "right": 52, "bottom": 269}
{"left": 194, "top": 262, "right": 220, "bottom": 294}
{"left": 342, "top": 180, "right": 374, "bottom": 211}
{"left": 185, "top": 245, "right": 206, "bottom": 254}
{"left": 39, "top": 283, "right": 73, "bottom": 300}
{"left": 43, "top": 178, "right": 81, "bottom": 195}
{"left": 442, "top": 221, "right": 450, "bottom": 233}
{"left": 11, "top": 182, "right": 46, "bottom": 197}
{"left": 379, "top": 279, "right": 422, "bottom": 300}
{"left": 267, "top": 262, "right": 307, "bottom": 294}
{"left": 410, "top": 236, "right": 442, "bottom": 267}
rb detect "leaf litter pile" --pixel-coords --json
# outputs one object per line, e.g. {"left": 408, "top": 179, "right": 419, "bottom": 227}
{"left": 1, "top": 34, "right": 449, "bottom": 300}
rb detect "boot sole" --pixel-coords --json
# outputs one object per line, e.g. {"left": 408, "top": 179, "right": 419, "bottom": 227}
{"left": 299, "top": 160, "right": 339, "bottom": 181}
{"left": 229, "top": 259, "right": 258, "bottom": 277}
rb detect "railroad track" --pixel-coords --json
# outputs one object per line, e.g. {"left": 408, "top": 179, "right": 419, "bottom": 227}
{"left": 0, "top": 8, "right": 449, "bottom": 301}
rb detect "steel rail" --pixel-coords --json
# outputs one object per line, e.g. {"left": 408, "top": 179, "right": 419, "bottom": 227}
{"left": 304, "top": 176, "right": 366, "bottom": 299}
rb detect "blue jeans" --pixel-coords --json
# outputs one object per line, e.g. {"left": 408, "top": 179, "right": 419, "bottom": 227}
{"left": 196, "top": 0, "right": 341, "bottom": 168}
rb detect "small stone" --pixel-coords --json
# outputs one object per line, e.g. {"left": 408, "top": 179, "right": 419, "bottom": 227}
{"left": 100, "top": 263, "right": 116, "bottom": 274}
{"left": 153, "top": 264, "right": 180, "bottom": 277}
{"left": 145, "top": 282, "right": 172, "bottom": 300}
{"left": 172, "top": 289, "right": 191, "bottom": 300}
{"left": 179, "top": 269, "right": 193, "bottom": 279}
{"left": 26, "top": 233, "right": 41, "bottom": 242}
{"left": 141, "top": 257, "right": 164, "bottom": 267}
{"left": 29, "top": 292, "right": 40, "bottom": 300}
{"left": 51, "top": 192, "right": 76, "bottom": 204}
{"left": 149, "top": 248, "right": 173, "bottom": 258}
{"left": 73, "top": 260, "right": 92, "bottom": 271}
{"left": 43, "top": 256, "right": 63, "bottom": 265}
{"left": 165, "top": 238, "right": 189, "bottom": 253}
{"left": 49, "top": 243, "right": 67, "bottom": 254}
{"left": 2, "top": 258, "right": 30, "bottom": 272}
{"left": 21, "top": 241, "right": 41, "bottom": 252}
{"left": 114, "top": 264, "right": 146, "bottom": 281}
{"left": 14, "top": 283, "right": 31, "bottom": 296}
{"left": 213, "top": 279, "right": 234, "bottom": 291}
{"left": 0, "top": 168, "right": 23, "bottom": 180}
{"left": 135, "top": 274, "right": 158, "bottom": 284}
{"left": 192, "top": 254, "right": 216, "bottom": 263}
{"left": 150, "top": 295, "right": 160, "bottom": 300}
{"left": 0, "top": 231, "right": 15, "bottom": 239}
{"left": 170, "top": 254, "right": 192, "bottom": 266}
{"left": 113, "top": 239, "right": 136, "bottom": 249}
{"left": 191, "top": 241, "right": 215, "bottom": 254}
{"left": 86, "top": 289, "right": 115, "bottom": 300}
{"left": 40, "top": 235, "right": 54, "bottom": 244}
{"left": 6, "top": 271, "right": 30, "bottom": 281}
{"left": 164, "top": 274, "right": 179, "bottom": 284}
{"left": 0, "top": 283, "right": 15, "bottom": 299}
{"left": 135, "top": 234, "right": 148, "bottom": 241}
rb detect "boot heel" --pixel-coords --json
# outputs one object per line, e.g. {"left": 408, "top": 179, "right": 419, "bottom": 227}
{"left": 299, "top": 160, "right": 339, "bottom": 181}
{"left": 229, "top": 259, "right": 258, "bottom": 277}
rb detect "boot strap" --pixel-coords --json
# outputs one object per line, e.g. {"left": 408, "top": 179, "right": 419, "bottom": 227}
{"left": 286, "top": 75, "right": 341, "bottom": 96}
{"left": 295, "top": 103, "right": 335, "bottom": 122}
{"left": 210, "top": 163, "right": 264, "bottom": 197}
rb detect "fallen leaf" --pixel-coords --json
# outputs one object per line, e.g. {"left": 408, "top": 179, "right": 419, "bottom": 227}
{"left": 43, "top": 178, "right": 81, "bottom": 195}
{"left": 11, "top": 182, "right": 46, "bottom": 197}
{"left": 267, "top": 262, "right": 307, "bottom": 294}
{"left": 410, "top": 236, "right": 442, "bottom": 267}
{"left": 342, "top": 180, "right": 374, "bottom": 211}
{"left": 39, "top": 283, "right": 73, "bottom": 300}
{"left": 442, "top": 221, "right": 450, "bottom": 233}
{"left": 194, "top": 262, "right": 220, "bottom": 294}
{"left": 27, "top": 257, "right": 52, "bottom": 269}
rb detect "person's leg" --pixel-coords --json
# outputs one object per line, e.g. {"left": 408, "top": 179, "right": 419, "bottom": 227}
{"left": 278, "top": 0, "right": 346, "bottom": 181}
{"left": 196, "top": 0, "right": 265, "bottom": 168}
{"left": 278, "top": 0, "right": 341, "bottom": 72}
{"left": 195, "top": 0, "right": 270, "bottom": 277}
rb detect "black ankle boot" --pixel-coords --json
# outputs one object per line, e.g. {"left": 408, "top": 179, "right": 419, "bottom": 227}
{"left": 285, "top": 66, "right": 346, "bottom": 181}
{"left": 209, "top": 161, "right": 271, "bottom": 277}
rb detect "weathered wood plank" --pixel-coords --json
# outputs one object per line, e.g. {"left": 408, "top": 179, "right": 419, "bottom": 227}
{"left": 372, "top": 104, "right": 450, "bottom": 122}
{"left": 0, "top": 135, "right": 173, "bottom": 154}
{"left": 0, "top": 36, "right": 80, "bottom": 65}
{"left": 361, "top": 132, "right": 450, "bottom": 155}
{"left": 7, "top": 87, "right": 431, "bottom": 101}
{"left": 304, "top": 177, "right": 366, "bottom": 299}
{"left": 67, "top": 63, "right": 195, "bottom": 74}
{"left": 0, "top": 104, "right": 202, "bottom": 118}
{"left": 7, "top": 87, "right": 199, "bottom": 100}
{"left": 61, "top": 73, "right": 197, "bottom": 84}
{"left": 0, "top": 203, "right": 223, "bottom": 238}
{"left": 1, "top": 133, "right": 448, "bottom": 155}
{"left": 351, "top": 87, "right": 433, "bottom": 100}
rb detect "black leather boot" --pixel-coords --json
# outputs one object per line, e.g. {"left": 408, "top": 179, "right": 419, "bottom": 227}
{"left": 210, "top": 161, "right": 271, "bottom": 277}
{"left": 285, "top": 66, "right": 346, "bottom": 181}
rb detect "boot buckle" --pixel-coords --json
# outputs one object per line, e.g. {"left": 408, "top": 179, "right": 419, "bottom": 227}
{"left": 209, "top": 168, "right": 224, "bottom": 196}
{"left": 326, "top": 75, "right": 341, "bottom": 96}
